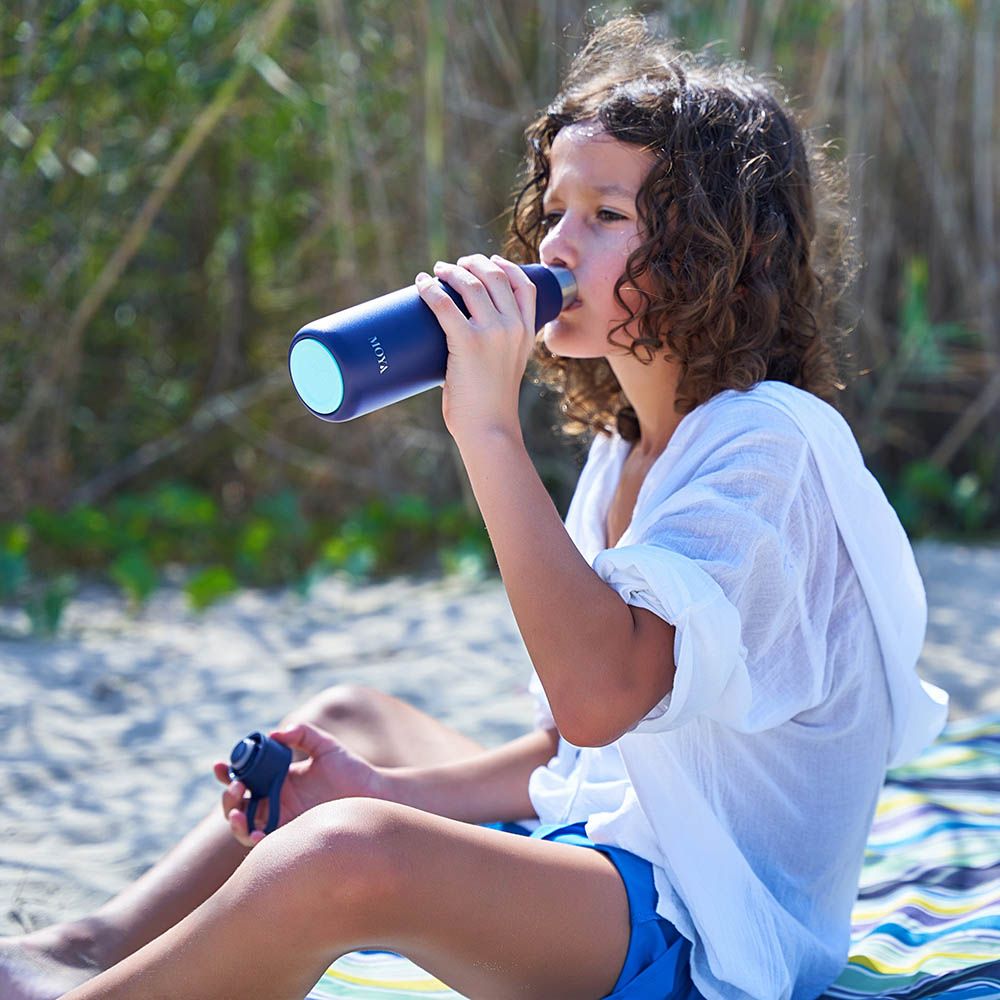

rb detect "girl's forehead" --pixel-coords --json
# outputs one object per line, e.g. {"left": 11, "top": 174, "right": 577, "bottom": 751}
{"left": 547, "top": 123, "right": 654, "bottom": 190}
{"left": 551, "top": 120, "right": 616, "bottom": 152}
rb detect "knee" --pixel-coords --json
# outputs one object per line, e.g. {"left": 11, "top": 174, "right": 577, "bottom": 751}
{"left": 280, "top": 682, "right": 380, "bottom": 732}
{"left": 254, "top": 799, "right": 408, "bottom": 916}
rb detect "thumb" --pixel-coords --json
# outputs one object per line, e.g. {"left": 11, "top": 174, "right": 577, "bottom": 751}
{"left": 270, "top": 722, "right": 339, "bottom": 759}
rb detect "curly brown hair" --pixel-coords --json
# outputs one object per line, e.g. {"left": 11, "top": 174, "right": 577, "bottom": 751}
{"left": 502, "top": 13, "right": 860, "bottom": 443}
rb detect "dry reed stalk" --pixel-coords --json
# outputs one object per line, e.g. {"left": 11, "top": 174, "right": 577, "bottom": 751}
{"left": 971, "top": 0, "right": 998, "bottom": 359}
{"left": 424, "top": 0, "right": 447, "bottom": 264}
{"left": 316, "top": 0, "right": 361, "bottom": 295}
{"left": 352, "top": 117, "right": 398, "bottom": 293}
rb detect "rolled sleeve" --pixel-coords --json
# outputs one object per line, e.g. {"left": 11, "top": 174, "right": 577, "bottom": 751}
{"left": 593, "top": 544, "right": 752, "bottom": 733}
{"left": 588, "top": 404, "right": 831, "bottom": 736}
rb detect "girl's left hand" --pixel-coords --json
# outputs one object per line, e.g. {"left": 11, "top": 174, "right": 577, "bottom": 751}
{"left": 415, "top": 253, "right": 536, "bottom": 445}
{"left": 212, "top": 723, "right": 385, "bottom": 847}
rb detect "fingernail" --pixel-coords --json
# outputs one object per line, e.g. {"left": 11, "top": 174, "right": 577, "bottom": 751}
{"left": 416, "top": 271, "right": 430, "bottom": 282}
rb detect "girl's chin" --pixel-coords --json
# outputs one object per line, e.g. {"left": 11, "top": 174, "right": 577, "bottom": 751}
{"left": 541, "top": 325, "right": 604, "bottom": 359}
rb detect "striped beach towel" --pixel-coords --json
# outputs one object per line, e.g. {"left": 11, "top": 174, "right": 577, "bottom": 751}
{"left": 307, "top": 715, "right": 1000, "bottom": 999}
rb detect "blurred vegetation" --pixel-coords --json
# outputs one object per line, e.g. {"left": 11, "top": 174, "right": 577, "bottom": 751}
{"left": 1, "top": 0, "right": 998, "bottom": 630}
{"left": 0, "top": 483, "right": 495, "bottom": 632}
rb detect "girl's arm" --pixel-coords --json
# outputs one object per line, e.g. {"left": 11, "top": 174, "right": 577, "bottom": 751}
{"left": 456, "top": 427, "right": 676, "bottom": 747}
{"left": 417, "top": 254, "right": 676, "bottom": 748}
{"left": 378, "top": 725, "right": 559, "bottom": 824}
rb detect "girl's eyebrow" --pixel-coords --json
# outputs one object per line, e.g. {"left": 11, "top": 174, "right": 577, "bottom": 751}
{"left": 543, "top": 181, "right": 636, "bottom": 204}
{"left": 592, "top": 182, "right": 635, "bottom": 197}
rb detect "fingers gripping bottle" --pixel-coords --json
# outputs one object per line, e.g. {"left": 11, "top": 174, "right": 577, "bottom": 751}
{"left": 288, "top": 264, "right": 577, "bottom": 422}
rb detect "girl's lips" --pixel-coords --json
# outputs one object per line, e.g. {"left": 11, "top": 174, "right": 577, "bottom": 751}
{"left": 565, "top": 300, "right": 583, "bottom": 311}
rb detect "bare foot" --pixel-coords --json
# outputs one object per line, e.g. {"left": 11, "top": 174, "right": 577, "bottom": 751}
{"left": 0, "top": 929, "right": 103, "bottom": 1000}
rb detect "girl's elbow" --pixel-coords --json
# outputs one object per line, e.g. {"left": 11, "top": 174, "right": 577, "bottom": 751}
{"left": 549, "top": 695, "right": 617, "bottom": 748}
{"left": 557, "top": 684, "right": 648, "bottom": 748}
{"left": 572, "top": 614, "right": 677, "bottom": 747}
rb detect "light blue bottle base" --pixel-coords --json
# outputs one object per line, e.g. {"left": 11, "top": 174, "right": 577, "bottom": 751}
{"left": 289, "top": 338, "right": 345, "bottom": 415}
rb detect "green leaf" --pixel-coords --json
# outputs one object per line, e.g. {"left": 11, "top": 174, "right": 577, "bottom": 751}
{"left": 950, "top": 473, "right": 991, "bottom": 534}
{"left": 439, "top": 538, "right": 493, "bottom": 581}
{"left": 239, "top": 517, "right": 274, "bottom": 560}
{"left": 26, "top": 574, "right": 76, "bottom": 636}
{"left": 0, "top": 551, "right": 29, "bottom": 600}
{"left": 109, "top": 549, "right": 159, "bottom": 606}
{"left": 147, "top": 483, "right": 218, "bottom": 529}
{"left": 901, "top": 460, "right": 952, "bottom": 504}
{"left": 185, "top": 565, "right": 237, "bottom": 611}
{"left": 0, "top": 523, "right": 30, "bottom": 557}
{"left": 391, "top": 493, "right": 434, "bottom": 530}
{"left": 253, "top": 491, "right": 306, "bottom": 542}
{"left": 318, "top": 534, "right": 377, "bottom": 580}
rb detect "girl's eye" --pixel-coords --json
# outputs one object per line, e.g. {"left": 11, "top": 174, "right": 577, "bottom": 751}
{"left": 540, "top": 209, "right": 625, "bottom": 228}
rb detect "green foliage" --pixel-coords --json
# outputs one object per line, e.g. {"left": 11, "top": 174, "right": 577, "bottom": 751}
{"left": 897, "top": 257, "right": 977, "bottom": 377}
{"left": 316, "top": 494, "right": 494, "bottom": 582}
{"left": 0, "top": 484, "right": 492, "bottom": 632}
{"left": 886, "top": 460, "right": 995, "bottom": 538}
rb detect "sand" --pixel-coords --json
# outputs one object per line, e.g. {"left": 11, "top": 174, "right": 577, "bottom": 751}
{"left": 1, "top": 538, "right": 997, "bottom": 937}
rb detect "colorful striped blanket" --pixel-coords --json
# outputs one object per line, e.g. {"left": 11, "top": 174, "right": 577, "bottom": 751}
{"left": 307, "top": 715, "right": 1000, "bottom": 999}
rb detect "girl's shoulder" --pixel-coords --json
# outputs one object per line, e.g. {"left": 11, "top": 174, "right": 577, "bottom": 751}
{"left": 703, "top": 380, "right": 839, "bottom": 423}
{"left": 670, "top": 381, "right": 816, "bottom": 451}
{"left": 579, "top": 382, "right": 847, "bottom": 480}
{"left": 684, "top": 381, "right": 857, "bottom": 458}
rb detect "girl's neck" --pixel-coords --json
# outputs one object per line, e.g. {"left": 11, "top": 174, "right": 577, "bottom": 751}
{"left": 609, "top": 353, "right": 684, "bottom": 460}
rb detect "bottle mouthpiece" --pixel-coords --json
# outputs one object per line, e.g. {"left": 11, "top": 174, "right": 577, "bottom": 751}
{"left": 230, "top": 737, "right": 256, "bottom": 773}
{"left": 548, "top": 266, "right": 577, "bottom": 310}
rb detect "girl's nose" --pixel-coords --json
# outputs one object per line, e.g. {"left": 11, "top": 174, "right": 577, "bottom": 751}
{"left": 539, "top": 217, "right": 577, "bottom": 271}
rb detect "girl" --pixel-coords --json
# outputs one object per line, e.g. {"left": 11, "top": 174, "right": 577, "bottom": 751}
{"left": 1, "top": 13, "right": 947, "bottom": 1000}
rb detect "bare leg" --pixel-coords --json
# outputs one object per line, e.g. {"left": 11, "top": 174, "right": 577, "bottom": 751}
{"left": 60, "top": 798, "right": 632, "bottom": 1000}
{"left": 0, "top": 683, "right": 490, "bottom": 1000}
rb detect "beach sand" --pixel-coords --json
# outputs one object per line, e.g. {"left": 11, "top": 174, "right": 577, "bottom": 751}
{"left": 1, "top": 538, "right": 997, "bottom": 937}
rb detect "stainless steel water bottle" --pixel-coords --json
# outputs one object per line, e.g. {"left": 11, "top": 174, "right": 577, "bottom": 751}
{"left": 288, "top": 264, "right": 577, "bottom": 422}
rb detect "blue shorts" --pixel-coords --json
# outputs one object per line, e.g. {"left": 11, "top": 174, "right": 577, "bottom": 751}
{"left": 484, "top": 819, "right": 699, "bottom": 999}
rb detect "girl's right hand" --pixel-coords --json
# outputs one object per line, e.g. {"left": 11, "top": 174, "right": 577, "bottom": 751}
{"left": 212, "top": 722, "right": 386, "bottom": 847}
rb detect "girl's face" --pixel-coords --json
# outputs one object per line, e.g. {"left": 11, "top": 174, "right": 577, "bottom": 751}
{"left": 538, "top": 122, "right": 657, "bottom": 359}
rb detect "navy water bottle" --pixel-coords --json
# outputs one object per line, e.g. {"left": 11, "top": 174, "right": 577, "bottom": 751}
{"left": 288, "top": 263, "right": 577, "bottom": 422}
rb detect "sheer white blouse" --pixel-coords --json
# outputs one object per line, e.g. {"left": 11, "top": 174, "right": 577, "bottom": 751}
{"left": 524, "top": 381, "right": 948, "bottom": 1000}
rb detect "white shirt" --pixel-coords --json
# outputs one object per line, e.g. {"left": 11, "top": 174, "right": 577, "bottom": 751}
{"left": 525, "top": 381, "right": 949, "bottom": 1000}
